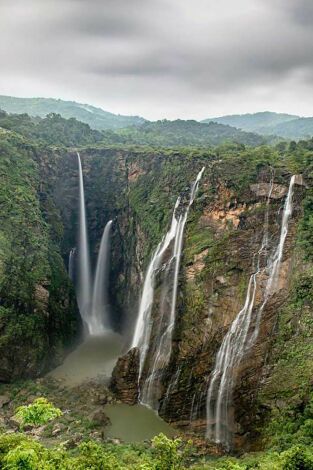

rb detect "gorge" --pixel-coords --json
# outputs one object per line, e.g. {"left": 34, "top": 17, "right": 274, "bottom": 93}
{"left": 1, "top": 119, "right": 313, "bottom": 468}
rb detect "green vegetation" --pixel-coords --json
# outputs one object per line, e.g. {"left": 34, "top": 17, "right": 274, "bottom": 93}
{"left": 14, "top": 398, "right": 62, "bottom": 429}
{"left": 0, "top": 128, "right": 79, "bottom": 381}
{"left": 204, "top": 111, "right": 313, "bottom": 141}
{"left": 109, "top": 119, "right": 265, "bottom": 148}
{"left": 1, "top": 429, "right": 313, "bottom": 468}
{"left": 0, "top": 110, "right": 103, "bottom": 146}
{"left": 0, "top": 95, "right": 146, "bottom": 130}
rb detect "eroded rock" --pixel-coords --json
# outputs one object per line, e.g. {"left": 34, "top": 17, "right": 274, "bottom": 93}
{"left": 110, "top": 348, "right": 140, "bottom": 405}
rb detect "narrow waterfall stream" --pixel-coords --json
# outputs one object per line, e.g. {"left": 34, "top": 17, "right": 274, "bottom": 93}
{"left": 68, "top": 247, "right": 76, "bottom": 282}
{"left": 132, "top": 167, "right": 205, "bottom": 409}
{"left": 206, "top": 175, "right": 296, "bottom": 449}
{"left": 77, "top": 152, "right": 92, "bottom": 324}
{"left": 90, "top": 220, "right": 113, "bottom": 335}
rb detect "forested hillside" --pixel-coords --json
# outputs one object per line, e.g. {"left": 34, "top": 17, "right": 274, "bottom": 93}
{"left": 0, "top": 95, "right": 146, "bottom": 130}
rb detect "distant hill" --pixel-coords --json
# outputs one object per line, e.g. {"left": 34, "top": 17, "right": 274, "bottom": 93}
{"left": 267, "top": 117, "right": 313, "bottom": 140}
{"left": 202, "top": 111, "right": 313, "bottom": 140}
{"left": 107, "top": 119, "right": 265, "bottom": 147}
{"left": 202, "top": 112, "right": 298, "bottom": 133}
{"left": 0, "top": 95, "right": 146, "bottom": 130}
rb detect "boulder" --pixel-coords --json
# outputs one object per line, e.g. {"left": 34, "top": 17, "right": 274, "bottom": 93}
{"left": 91, "top": 409, "right": 111, "bottom": 427}
{"left": 0, "top": 394, "right": 10, "bottom": 408}
{"left": 110, "top": 348, "right": 140, "bottom": 405}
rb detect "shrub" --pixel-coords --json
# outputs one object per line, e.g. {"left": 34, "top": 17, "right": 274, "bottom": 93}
{"left": 282, "top": 446, "right": 313, "bottom": 470}
{"left": 14, "top": 397, "right": 62, "bottom": 429}
{"left": 152, "top": 433, "right": 191, "bottom": 469}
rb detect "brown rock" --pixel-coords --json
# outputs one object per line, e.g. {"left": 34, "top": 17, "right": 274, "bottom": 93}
{"left": 110, "top": 348, "right": 140, "bottom": 405}
{"left": 250, "top": 182, "right": 287, "bottom": 199}
{"left": 91, "top": 409, "right": 111, "bottom": 427}
{"left": 0, "top": 394, "right": 10, "bottom": 408}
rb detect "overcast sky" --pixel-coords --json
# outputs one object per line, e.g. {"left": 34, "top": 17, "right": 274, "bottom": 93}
{"left": 1, "top": 0, "right": 313, "bottom": 120}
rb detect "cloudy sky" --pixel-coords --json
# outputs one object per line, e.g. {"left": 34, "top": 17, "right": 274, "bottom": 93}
{"left": 1, "top": 0, "right": 313, "bottom": 120}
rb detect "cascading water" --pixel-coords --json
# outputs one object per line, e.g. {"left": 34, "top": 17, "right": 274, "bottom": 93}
{"left": 89, "top": 220, "right": 113, "bottom": 335}
{"left": 206, "top": 175, "right": 296, "bottom": 449}
{"left": 76, "top": 153, "right": 113, "bottom": 335}
{"left": 132, "top": 167, "right": 205, "bottom": 409}
{"left": 77, "top": 152, "right": 92, "bottom": 324}
{"left": 68, "top": 247, "right": 76, "bottom": 282}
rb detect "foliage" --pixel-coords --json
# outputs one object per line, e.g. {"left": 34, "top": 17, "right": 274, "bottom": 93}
{"left": 14, "top": 398, "right": 62, "bottom": 429}
{"left": 298, "top": 191, "right": 313, "bottom": 260}
{"left": 152, "top": 433, "right": 191, "bottom": 469}
{"left": 0, "top": 110, "right": 104, "bottom": 146}
{"left": 0, "top": 95, "right": 145, "bottom": 130}
{"left": 281, "top": 446, "right": 313, "bottom": 470}
{"left": 107, "top": 119, "right": 265, "bottom": 148}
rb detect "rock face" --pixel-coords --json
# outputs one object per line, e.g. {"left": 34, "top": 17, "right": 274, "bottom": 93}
{"left": 110, "top": 348, "right": 140, "bottom": 405}
{"left": 0, "top": 133, "right": 81, "bottom": 382}
{"left": 110, "top": 160, "right": 307, "bottom": 452}
{"left": 1, "top": 131, "right": 311, "bottom": 454}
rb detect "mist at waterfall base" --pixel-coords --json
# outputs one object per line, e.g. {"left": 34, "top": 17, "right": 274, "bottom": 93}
{"left": 206, "top": 175, "right": 296, "bottom": 450}
{"left": 132, "top": 167, "right": 205, "bottom": 410}
{"left": 74, "top": 152, "right": 113, "bottom": 336}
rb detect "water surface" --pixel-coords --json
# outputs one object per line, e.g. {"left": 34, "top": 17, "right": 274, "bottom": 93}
{"left": 50, "top": 332, "right": 123, "bottom": 385}
{"left": 104, "top": 403, "right": 175, "bottom": 442}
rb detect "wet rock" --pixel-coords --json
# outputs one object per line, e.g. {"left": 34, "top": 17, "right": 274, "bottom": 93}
{"left": 0, "top": 394, "right": 10, "bottom": 408}
{"left": 8, "top": 416, "right": 20, "bottom": 430}
{"left": 110, "top": 348, "right": 140, "bottom": 405}
{"left": 250, "top": 182, "right": 287, "bottom": 199}
{"left": 95, "top": 393, "right": 108, "bottom": 406}
{"left": 91, "top": 409, "right": 111, "bottom": 427}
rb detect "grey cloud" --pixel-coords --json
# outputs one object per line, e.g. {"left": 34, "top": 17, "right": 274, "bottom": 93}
{"left": 0, "top": 0, "right": 313, "bottom": 119}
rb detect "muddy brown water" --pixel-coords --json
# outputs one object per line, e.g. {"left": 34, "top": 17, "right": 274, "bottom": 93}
{"left": 49, "top": 332, "right": 175, "bottom": 442}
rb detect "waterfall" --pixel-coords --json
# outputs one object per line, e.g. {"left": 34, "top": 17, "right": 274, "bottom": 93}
{"left": 75, "top": 153, "right": 114, "bottom": 335}
{"left": 206, "top": 175, "right": 296, "bottom": 449}
{"left": 132, "top": 167, "right": 205, "bottom": 409}
{"left": 89, "top": 220, "right": 113, "bottom": 335}
{"left": 131, "top": 198, "right": 180, "bottom": 376}
{"left": 77, "top": 152, "right": 92, "bottom": 324}
{"left": 68, "top": 247, "right": 76, "bottom": 282}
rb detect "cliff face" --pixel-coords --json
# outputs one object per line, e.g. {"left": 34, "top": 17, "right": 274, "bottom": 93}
{"left": 0, "top": 131, "right": 80, "bottom": 382}
{"left": 2, "top": 131, "right": 313, "bottom": 453}
{"left": 103, "top": 148, "right": 313, "bottom": 452}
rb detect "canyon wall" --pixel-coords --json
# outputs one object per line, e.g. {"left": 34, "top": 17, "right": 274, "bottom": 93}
{"left": 2, "top": 130, "right": 313, "bottom": 453}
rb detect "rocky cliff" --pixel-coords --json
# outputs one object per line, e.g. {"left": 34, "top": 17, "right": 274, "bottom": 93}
{"left": 2, "top": 125, "right": 313, "bottom": 454}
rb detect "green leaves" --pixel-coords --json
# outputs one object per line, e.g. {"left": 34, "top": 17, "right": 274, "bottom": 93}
{"left": 14, "top": 398, "right": 62, "bottom": 429}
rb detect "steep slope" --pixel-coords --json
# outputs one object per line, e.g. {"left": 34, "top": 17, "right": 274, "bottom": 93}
{"left": 0, "top": 95, "right": 146, "bottom": 130}
{"left": 109, "top": 139, "right": 313, "bottom": 452}
{"left": 2, "top": 110, "right": 313, "bottom": 458}
{"left": 0, "top": 130, "right": 80, "bottom": 381}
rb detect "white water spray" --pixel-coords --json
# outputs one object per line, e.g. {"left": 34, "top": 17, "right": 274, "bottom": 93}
{"left": 89, "top": 220, "right": 113, "bottom": 335}
{"left": 206, "top": 175, "right": 296, "bottom": 448}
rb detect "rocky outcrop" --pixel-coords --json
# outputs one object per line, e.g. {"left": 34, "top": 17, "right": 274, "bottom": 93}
{"left": 110, "top": 348, "right": 140, "bottom": 405}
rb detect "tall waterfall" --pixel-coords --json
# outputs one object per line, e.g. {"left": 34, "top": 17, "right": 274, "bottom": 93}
{"left": 77, "top": 152, "right": 92, "bottom": 324}
{"left": 89, "top": 220, "right": 113, "bottom": 335}
{"left": 206, "top": 175, "right": 296, "bottom": 449}
{"left": 132, "top": 167, "right": 205, "bottom": 409}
